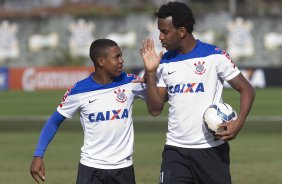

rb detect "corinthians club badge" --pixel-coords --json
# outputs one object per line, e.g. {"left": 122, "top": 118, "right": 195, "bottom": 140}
{"left": 194, "top": 61, "right": 206, "bottom": 75}
{"left": 114, "top": 88, "right": 127, "bottom": 103}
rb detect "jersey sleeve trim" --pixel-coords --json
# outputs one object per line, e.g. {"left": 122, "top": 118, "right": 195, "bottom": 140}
{"left": 57, "top": 108, "right": 73, "bottom": 119}
{"left": 224, "top": 70, "right": 241, "bottom": 81}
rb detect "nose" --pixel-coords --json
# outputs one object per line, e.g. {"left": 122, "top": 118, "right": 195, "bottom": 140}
{"left": 159, "top": 33, "right": 164, "bottom": 41}
{"left": 119, "top": 57, "right": 124, "bottom": 64}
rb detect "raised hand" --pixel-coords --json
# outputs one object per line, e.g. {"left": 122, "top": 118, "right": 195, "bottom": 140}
{"left": 140, "top": 38, "right": 163, "bottom": 72}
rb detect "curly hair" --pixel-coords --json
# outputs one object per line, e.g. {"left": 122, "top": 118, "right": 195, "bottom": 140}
{"left": 155, "top": 1, "right": 195, "bottom": 33}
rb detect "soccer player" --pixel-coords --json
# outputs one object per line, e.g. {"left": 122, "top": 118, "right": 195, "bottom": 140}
{"left": 30, "top": 39, "right": 145, "bottom": 184}
{"left": 140, "top": 2, "right": 255, "bottom": 184}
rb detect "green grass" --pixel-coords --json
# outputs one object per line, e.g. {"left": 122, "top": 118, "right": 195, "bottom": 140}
{"left": 230, "top": 121, "right": 282, "bottom": 184}
{"left": 1, "top": 88, "right": 282, "bottom": 116}
{"left": 222, "top": 88, "right": 282, "bottom": 116}
{"left": 0, "top": 88, "right": 282, "bottom": 183}
{"left": 0, "top": 121, "right": 282, "bottom": 184}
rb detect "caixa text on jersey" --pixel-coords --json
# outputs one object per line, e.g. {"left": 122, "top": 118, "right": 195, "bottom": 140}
{"left": 88, "top": 109, "right": 129, "bottom": 123}
{"left": 168, "top": 83, "right": 204, "bottom": 94}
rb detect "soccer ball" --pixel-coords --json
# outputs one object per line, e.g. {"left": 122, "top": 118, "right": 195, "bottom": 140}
{"left": 203, "top": 102, "right": 237, "bottom": 134}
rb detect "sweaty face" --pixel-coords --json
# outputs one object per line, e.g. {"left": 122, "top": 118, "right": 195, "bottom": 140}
{"left": 158, "top": 17, "right": 181, "bottom": 51}
{"left": 102, "top": 46, "right": 124, "bottom": 77}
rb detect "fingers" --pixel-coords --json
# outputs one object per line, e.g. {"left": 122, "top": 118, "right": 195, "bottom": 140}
{"left": 140, "top": 38, "right": 162, "bottom": 72}
{"left": 30, "top": 170, "right": 45, "bottom": 183}
{"left": 132, "top": 78, "right": 145, "bottom": 83}
{"left": 143, "top": 38, "right": 152, "bottom": 50}
{"left": 140, "top": 47, "right": 145, "bottom": 56}
{"left": 30, "top": 170, "right": 40, "bottom": 184}
{"left": 140, "top": 38, "right": 154, "bottom": 54}
{"left": 30, "top": 157, "right": 45, "bottom": 184}
{"left": 147, "top": 38, "right": 154, "bottom": 51}
{"left": 215, "top": 126, "right": 236, "bottom": 141}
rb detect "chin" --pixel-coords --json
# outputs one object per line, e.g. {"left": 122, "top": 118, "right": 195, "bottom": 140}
{"left": 114, "top": 71, "right": 122, "bottom": 77}
{"left": 164, "top": 46, "right": 171, "bottom": 51}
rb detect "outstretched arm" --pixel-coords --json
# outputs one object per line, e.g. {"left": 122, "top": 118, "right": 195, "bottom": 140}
{"left": 140, "top": 38, "right": 167, "bottom": 116}
{"left": 30, "top": 110, "right": 65, "bottom": 183}
{"left": 216, "top": 73, "right": 255, "bottom": 141}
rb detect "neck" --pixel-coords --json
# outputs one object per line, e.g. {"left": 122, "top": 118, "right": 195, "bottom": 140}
{"left": 92, "top": 70, "right": 114, "bottom": 85}
{"left": 178, "top": 35, "right": 197, "bottom": 54}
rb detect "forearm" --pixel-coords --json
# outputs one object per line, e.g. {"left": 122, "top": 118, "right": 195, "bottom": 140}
{"left": 229, "top": 74, "right": 256, "bottom": 128}
{"left": 33, "top": 110, "right": 65, "bottom": 157}
{"left": 146, "top": 71, "right": 166, "bottom": 116}
{"left": 237, "top": 84, "right": 255, "bottom": 125}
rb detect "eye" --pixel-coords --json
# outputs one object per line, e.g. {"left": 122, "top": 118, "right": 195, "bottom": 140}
{"left": 160, "top": 29, "right": 168, "bottom": 34}
{"left": 116, "top": 54, "right": 122, "bottom": 60}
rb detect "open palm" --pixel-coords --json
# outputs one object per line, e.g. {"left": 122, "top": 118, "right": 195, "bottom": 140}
{"left": 140, "top": 38, "right": 163, "bottom": 72}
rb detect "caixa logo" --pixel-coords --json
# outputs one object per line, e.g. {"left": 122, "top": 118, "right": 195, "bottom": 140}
{"left": 88, "top": 109, "right": 129, "bottom": 123}
{"left": 168, "top": 83, "right": 204, "bottom": 94}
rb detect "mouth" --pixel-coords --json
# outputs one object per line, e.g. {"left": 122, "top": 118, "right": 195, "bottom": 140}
{"left": 161, "top": 42, "right": 167, "bottom": 48}
{"left": 117, "top": 67, "right": 123, "bottom": 72}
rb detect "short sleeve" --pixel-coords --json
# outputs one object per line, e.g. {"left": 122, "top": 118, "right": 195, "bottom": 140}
{"left": 156, "top": 65, "right": 166, "bottom": 87}
{"left": 217, "top": 54, "right": 240, "bottom": 81}
{"left": 132, "top": 82, "right": 146, "bottom": 99}
{"left": 57, "top": 88, "right": 80, "bottom": 118}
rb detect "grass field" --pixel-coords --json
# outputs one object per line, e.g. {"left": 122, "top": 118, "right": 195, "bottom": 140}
{"left": 0, "top": 88, "right": 282, "bottom": 184}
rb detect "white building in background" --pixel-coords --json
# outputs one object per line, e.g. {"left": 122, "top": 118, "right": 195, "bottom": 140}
{"left": 106, "top": 31, "right": 136, "bottom": 48}
{"left": 264, "top": 32, "right": 282, "bottom": 50}
{"left": 28, "top": 32, "right": 59, "bottom": 52}
{"left": 226, "top": 17, "right": 254, "bottom": 60}
{"left": 68, "top": 19, "right": 95, "bottom": 58}
{"left": 0, "top": 20, "right": 19, "bottom": 62}
{"left": 193, "top": 30, "right": 215, "bottom": 44}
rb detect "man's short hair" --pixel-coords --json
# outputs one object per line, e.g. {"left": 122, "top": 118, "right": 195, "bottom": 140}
{"left": 89, "top": 39, "right": 118, "bottom": 64}
{"left": 155, "top": 1, "right": 195, "bottom": 33}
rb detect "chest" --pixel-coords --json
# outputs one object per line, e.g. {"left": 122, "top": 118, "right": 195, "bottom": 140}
{"left": 79, "top": 85, "right": 134, "bottom": 115}
{"left": 161, "top": 60, "right": 221, "bottom": 96}
{"left": 162, "top": 60, "right": 215, "bottom": 84}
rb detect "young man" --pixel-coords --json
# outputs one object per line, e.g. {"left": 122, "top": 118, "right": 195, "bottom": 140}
{"left": 140, "top": 2, "right": 255, "bottom": 184}
{"left": 30, "top": 39, "right": 145, "bottom": 184}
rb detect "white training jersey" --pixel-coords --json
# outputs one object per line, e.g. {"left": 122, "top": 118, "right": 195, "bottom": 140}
{"left": 156, "top": 40, "right": 240, "bottom": 148}
{"left": 57, "top": 72, "right": 145, "bottom": 169}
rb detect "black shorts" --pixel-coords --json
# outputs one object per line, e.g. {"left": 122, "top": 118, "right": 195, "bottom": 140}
{"left": 159, "top": 143, "right": 231, "bottom": 184}
{"left": 76, "top": 163, "right": 136, "bottom": 184}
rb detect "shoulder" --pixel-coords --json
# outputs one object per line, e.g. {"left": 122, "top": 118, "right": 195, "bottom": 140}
{"left": 124, "top": 72, "right": 140, "bottom": 81}
{"left": 160, "top": 40, "right": 225, "bottom": 64}
{"left": 114, "top": 72, "right": 140, "bottom": 84}
{"left": 67, "top": 74, "right": 94, "bottom": 96}
{"left": 195, "top": 40, "right": 223, "bottom": 56}
{"left": 199, "top": 41, "right": 232, "bottom": 59}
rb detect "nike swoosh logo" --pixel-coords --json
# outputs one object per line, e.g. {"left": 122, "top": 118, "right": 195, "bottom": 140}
{"left": 89, "top": 99, "right": 97, "bottom": 103}
{"left": 168, "top": 71, "right": 176, "bottom": 75}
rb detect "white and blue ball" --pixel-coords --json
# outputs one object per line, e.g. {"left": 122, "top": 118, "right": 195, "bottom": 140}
{"left": 203, "top": 102, "right": 237, "bottom": 134}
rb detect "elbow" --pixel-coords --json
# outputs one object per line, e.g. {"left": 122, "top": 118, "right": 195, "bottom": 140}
{"left": 250, "top": 85, "right": 256, "bottom": 101}
{"left": 146, "top": 99, "right": 165, "bottom": 117}
{"left": 148, "top": 109, "right": 162, "bottom": 117}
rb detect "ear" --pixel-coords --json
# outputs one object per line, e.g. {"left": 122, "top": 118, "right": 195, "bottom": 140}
{"left": 96, "top": 57, "right": 104, "bottom": 67}
{"left": 178, "top": 27, "right": 187, "bottom": 38}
